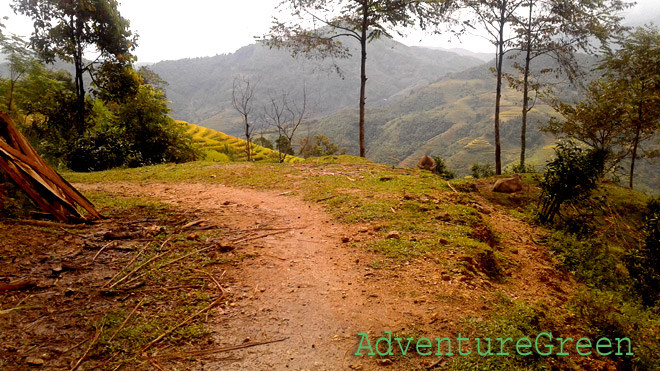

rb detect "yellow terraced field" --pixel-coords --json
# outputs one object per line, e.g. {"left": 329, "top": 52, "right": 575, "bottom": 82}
{"left": 182, "top": 122, "right": 302, "bottom": 163}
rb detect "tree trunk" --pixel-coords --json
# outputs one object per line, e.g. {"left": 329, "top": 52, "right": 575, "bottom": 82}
{"left": 244, "top": 114, "right": 252, "bottom": 161}
{"left": 494, "top": 6, "right": 506, "bottom": 175}
{"left": 358, "top": 1, "right": 368, "bottom": 158}
{"left": 520, "top": 1, "right": 533, "bottom": 168}
{"left": 629, "top": 112, "right": 643, "bottom": 189}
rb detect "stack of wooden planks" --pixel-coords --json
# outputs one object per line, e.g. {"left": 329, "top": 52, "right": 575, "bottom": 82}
{"left": 0, "top": 112, "right": 101, "bottom": 222}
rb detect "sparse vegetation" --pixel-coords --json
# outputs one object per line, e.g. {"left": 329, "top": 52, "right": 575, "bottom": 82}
{"left": 471, "top": 163, "right": 495, "bottom": 179}
{"left": 432, "top": 155, "right": 455, "bottom": 179}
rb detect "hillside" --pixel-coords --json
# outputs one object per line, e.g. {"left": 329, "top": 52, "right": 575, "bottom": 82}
{"left": 183, "top": 122, "right": 302, "bottom": 163}
{"left": 150, "top": 38, "right": 485, "bottom": 125}
{"left": 290, "top": 54, "right": 660, "bottom": 192}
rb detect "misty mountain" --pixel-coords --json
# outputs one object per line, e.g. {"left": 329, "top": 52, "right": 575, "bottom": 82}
{"left": 149, "top": 38, "right": 485, "bottom": 125}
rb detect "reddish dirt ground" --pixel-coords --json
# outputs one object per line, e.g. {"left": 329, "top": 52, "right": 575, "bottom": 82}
{"left": 70, "top": 181, "right": 574, "bottom": 370}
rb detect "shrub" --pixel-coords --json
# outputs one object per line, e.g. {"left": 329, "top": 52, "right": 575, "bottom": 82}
{"left": 509, "top": 162, "right": 537, "bottom": 174}
{"left": 547, "top": 231, "right": 625, "bottom": 290}
{"left": 432, "top": 156, "right": 455, "bottom": 179}
{"left": 625, "top": 197, "right": 660, "bottom": 306}
{"left": 471, "top": 163, "right": 495, "bottom": 178}
{"left": 538, "top": 141, "right": 606, "bottom": 224}
{"left": 569, "top": 289, "right": 660, "bottom": 370}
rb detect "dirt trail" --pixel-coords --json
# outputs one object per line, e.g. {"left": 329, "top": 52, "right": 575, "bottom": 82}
{"left": 78, "top": 182, "right": 405, "bottom": 370}
{"left": 75, "top": 181, "right": 573, "bottom": 370}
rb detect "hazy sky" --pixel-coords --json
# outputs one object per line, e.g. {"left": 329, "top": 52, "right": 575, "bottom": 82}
{"left": 2, "top": 0, "right": 660, "bottom": 63}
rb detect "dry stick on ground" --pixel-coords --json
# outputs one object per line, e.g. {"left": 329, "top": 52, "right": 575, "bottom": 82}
{"left": 59, "top": 227, "right": 88, "bottom": 239}
{"left": 108, "top": 298, "right": 146, "bottom": 343}
{"left": 70, "top": 324, "right": 105, "bottom": 371}
{"left": 153, "top": 338, "right": 289, "bottom": 360}
{"left": 180, "top": 219, "right": 208, "bottom": 231}
{"left": 447, "top": 181, "right": 458, "bottom": 194}
{"left": 103, "top": 243, "right": 150, "bottom": 288}
{"left": 62, "top": 336, "right": 92, "bottom": 355}
{"left": 92, "top": 242, "right": 114, "bottom": 262}
{"left": 230, "top": 230, "right": 287, "bottom": 244}
{"left": 107, "top": 238, "right": 173, "bottom": 289}
{"left": 140, "top": 294, "right": 225, "bottom": 354}
{"left": 191, "top": 269, "right": 224, "bottom": 293}
{"left": 427, "top": 358, "right": 444, "bottom": 370}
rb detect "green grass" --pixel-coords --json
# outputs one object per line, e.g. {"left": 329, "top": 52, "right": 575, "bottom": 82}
{"left": 66, "top": 159, "right": 495, "bottom": 266}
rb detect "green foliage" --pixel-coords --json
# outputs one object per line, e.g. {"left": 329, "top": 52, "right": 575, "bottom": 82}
{"left": 276, "top": 135, "right": 294, "bottom": 156}
{"left": 447, "top": 300, "right": 557, "bottom": 371}
{"left": 431, "top": 155, "right": 455, "bottom": 179}
{"left": 509, "top": 162, "right": 537, "bottom": 174}
{"left": 547, "top": 231, "right": 625, "bottom": 290}
{"left": 298, "top": 134, "right": 344, "bottom": 158}
{"left": 12, "top": 0, "right": 137, "bottom": 131}
{"left": 538, "top": 141, "right": 606, "bottom": 224}
{"left": 569, "top": 289, "right": 660, "bottom": 370}
{"left": 625, "top": 197, "right": 660, "bottom": 306}
{"left": 470, "top": 163, "right": 495, "bottom": 179}
{"left": 254, "top": 136, "right": 273, "bottom": 150}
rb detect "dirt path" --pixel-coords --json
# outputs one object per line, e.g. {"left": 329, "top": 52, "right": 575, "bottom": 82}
{"left": 74, "top": 181, "right": 574, "bottom": 370}
{"left": 77, "top": 182, "right": 405, "bottom": 370}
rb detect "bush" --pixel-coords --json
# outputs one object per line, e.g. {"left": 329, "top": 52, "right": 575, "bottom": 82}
{"left": 538, "top": 141, "right": 606, "bottom": 224}
{"left": 625, "top": 197, "right": 660, "bottom": 306}
{"left": 471, "top": 163, "right": 495, "bottom": 178}
{"left": 569, "top": 289, "right": 660, "bottom": 370}
{"left": 432, "top": 156, "right": 455, "bottom": 179}
{"left": 509, "top": 162, "right": 537, "bottom": 174}
{"left": 547, "top": 231, "right": 625, "bottom": 290}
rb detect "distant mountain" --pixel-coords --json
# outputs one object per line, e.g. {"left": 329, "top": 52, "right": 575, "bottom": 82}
{"left": 422, "top": 46, "right": 492, "bottom": 62}
{"left": 150, "top": 38, "right": 485, "bottom": 125}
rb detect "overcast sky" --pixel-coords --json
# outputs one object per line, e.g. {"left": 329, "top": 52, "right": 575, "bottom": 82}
{"left": 2, "top": 0, "right": 660, "bottom": 63}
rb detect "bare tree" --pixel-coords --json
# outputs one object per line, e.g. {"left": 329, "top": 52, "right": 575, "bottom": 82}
{"left": 264, "top": 86, "right": 307, "bottom": 162}
{"left": 232, "top": 75, "right": 258, "bottom": 161}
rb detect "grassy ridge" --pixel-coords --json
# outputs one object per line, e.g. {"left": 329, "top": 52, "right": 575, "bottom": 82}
{"left": 182, "top": 122, "right": 303, "bottom": 163}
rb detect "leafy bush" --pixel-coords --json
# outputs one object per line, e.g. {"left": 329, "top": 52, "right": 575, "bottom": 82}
{"left": 298, "top": 134, "right": 344, "bottom": 158}
{"left": 625, "top": 197, "right": 660, "bottom": 306}
{"left": 509, "top": 162, "right": 537, "bottom": 174}
{"left": 569, "top": 289, "right": 660, "bottom": 370}
{"left": 432, "top": 156, "right": 455, "bottom": 179}
{"left": 253, "top": 136, "right": 273, "bottom": 150}
{"left": 547, "top": 231, "right": 625, "bottom": 290}
{"left": 538, "top": 141, "right": 606, "bottom": 223}
{"left": 471, "top": 163, "right": 495, "bottom": 178}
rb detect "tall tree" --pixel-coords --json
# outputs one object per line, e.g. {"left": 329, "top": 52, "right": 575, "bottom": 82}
{"left": 261, "top": 0, "right": 453, "bottom": 158}
{"left": 508, "top": 0, "right": 631, "bottom": 168}
{"left": 544, "top": 78, "right": 631, "bottom": 170}
{"left": 0, "top": 32, "right": 33, "bottom": 114}
{"left": 11, "top": 0, "right": 137, "bottom": 133}
{"left": 464, "top": 0, "right": 526, "bottom": 175}
{"left": 600, "top": 25, "right": 660, "bottom": 188}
